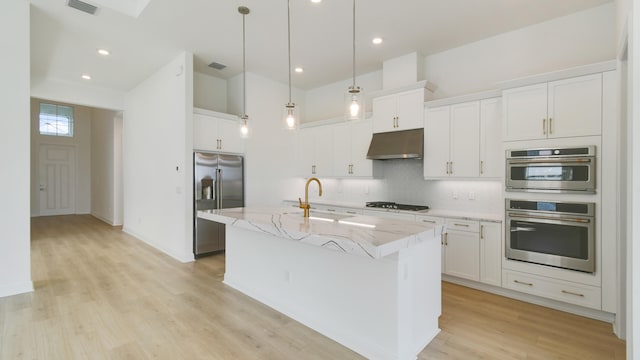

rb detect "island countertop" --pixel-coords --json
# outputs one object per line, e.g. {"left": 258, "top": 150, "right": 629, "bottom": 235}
{"left": 198, "top": 206, "right": 443, "bottom": 259}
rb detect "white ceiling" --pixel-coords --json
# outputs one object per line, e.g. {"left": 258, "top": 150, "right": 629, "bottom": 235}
{"left": 30, "top": 0, "right": 612, "bottom": 93}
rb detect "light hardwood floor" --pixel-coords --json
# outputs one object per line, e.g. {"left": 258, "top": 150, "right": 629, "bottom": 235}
{"left": 0, "top": 215, "right": 625, "bottom": 359}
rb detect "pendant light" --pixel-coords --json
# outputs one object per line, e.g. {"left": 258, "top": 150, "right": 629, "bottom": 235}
{"left": 283, "top": 0, "right": 298, "bottom": 130}
{"left": 345, "top": 0, "right": 364, "bottom": 121}
{"left": 239, "top": 6, "right": 250, "bottom": 137}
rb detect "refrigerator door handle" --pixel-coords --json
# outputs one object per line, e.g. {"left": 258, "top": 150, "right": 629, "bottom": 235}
{"left": 216, "top": 168, "right": 222, "bottom": 209}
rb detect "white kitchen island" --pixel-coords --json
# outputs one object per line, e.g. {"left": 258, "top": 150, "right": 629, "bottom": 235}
{"left": 198, "top": 207, "right": 443, "bottom": 360}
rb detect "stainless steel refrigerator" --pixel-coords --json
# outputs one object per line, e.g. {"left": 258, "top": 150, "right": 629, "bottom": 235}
{"left": 193, "top": 152, "right": 244, "bottom": 257}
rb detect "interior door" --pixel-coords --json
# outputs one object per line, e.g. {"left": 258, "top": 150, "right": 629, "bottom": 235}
{"left": 39, "top": 144, "right": 76, "bottom": 216}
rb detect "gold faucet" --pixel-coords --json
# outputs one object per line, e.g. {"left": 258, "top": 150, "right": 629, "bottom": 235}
{"left": 299, "top": 177, "right": 322, "bottom": 218}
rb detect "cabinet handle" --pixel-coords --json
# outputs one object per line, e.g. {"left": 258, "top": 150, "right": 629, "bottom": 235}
{"left": 561, "top": 289, "right": 585, "bottom": 297}
{"left": 480, "top": 160, "right": 484, "bottom": 175}
{"left": 542, "top": 118, "right": 547, "bottom": 135}
{"left": 422, "top": 219, "right": 436, "bottom": 224}
{"left": 480, "top": 225, "right": 484, "bottom": 239}
{"left": 444, "top": 233, "right": 448, "bottom": 246}
{"left": 312, "top": 165, "right": 316, "bottom": 174}
{"left": 453, "top": 223, "right": 469, "bottom": 227}
{"left": 327, "top": 209, "right": 336, "bottom": 212}
{"left": 549, "top": 118, "right": 553, "bottom": 134}
{"left": 514, "top": 280, "right": 533, "bottom": 286}
{"left": 449, "top": 161, "right": 453, "bottom": 174}
{"left": 445, "top": 162, "right": 449, "bottom": 174}
{"left": 346, "top": 211, "right": 357, "bottom": 214}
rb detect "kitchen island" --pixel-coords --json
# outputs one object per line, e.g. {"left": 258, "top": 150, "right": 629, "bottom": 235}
{"left": 198, "top": 207, "right": 443, "bottom": 360}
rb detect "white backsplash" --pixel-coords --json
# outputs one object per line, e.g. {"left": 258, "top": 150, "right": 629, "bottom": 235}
{"left": 289, "top": 159, "right": 503, "bottom": 215}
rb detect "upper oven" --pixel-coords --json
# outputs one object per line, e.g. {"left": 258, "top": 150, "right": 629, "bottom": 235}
{"left": 506, "top": 146, "right": 596, "bottom": 193}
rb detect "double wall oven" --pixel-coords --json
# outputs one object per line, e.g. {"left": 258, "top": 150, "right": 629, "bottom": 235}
{"left": 505, "top": 146, "right": 597, "bottom": 273}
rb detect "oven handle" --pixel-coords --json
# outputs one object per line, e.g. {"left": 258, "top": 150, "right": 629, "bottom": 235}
{"left": 507, "top": 158, "right": 592, "bottom": 164}
{"left": 508, "top": 214, "right": 591, "bottom": 224}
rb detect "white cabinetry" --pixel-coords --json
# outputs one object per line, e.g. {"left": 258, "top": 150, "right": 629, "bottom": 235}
{"left": 479, "top": 99, "right": 502, "bottom": 178}
{"left": 424, "top": 102, "right": 480, "bottom": 178}
{"left": 502, "top": 73, "right": 602, "bottom": 141}
{"left": 298, "top": 126, "right": 333, "bottom": 177}
{"left": 416, "top": 215, "right": 446, "bottom": 272}
{"left": 443, "top": 219, "right": 480, "bottom": 281}
{"left": 479, "top": 221, "right": 502, "bottom": 287}
{"left": 332, "top": 120, "right": 375, "bottom": 177}
{"left": 372, "top": 89, "right": 425, "bottom": 133}
{"left": 193, "top": 109, "right": 244, "bottom": 153}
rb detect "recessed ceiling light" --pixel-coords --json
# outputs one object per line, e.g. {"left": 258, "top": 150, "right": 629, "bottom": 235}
{"left": 294, "top": 67, "right": 304, "bottom": 73}
{"left": 81, "top": 74, "right": 92, "bottom": 80}
{"left": 97, "top": 49, "right": 110, "bottom": 56}
{"left": 310, "top": 0, "right": 322, "bottom": 3}
{"left": 372, "top": 37, "right": 383, "bottom": 45}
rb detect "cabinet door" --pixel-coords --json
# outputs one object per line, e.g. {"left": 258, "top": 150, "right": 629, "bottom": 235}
{"left": 396, "top": 89, "right": 425, "bottom": 131}
{"left": 312, "top": 126, "right": 333, "bottom": 177}
{"left": 372, "top": 95, "right": 397, "bottom": 133}
{"left": 502, "top": 83, "right": 548, "bottom": 141}
{"left": 193, "top": 113, "right": 220, "bottom": 151}
{"left": 449, "top": 102, "right": 480, "bottom": 177}
{"left": 479, "top": 98, "right": 502, "bottom": 178}
{"left": 297, "top": 128, "right": 316, "bottom": 177}
{"left": 217, "top": 119, "right": 244, "bottom": 154}
{"left": 548, "top": 73, "right": 602, "bottom": 138}
{"left": 416, "top": 216, "right": 445, "bottom": 272}
{"left": 480, "top": 222, "right": 502, "bottom": 287}
{"left": 444, "top": 230, "right": 480, "bottom": 281}
{"left": 424, "top": 106, "right": 451, "bottom": 178}
{"left": 332, "top": 123, "right": 352, "bottom": 177}
{"left": 349, "top": 120, "right": 373, "bottom": 177}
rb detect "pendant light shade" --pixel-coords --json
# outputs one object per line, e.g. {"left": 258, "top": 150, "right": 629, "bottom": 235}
{"left": 239, "top": 6, "right": 250, "bottom": 138}
{"left": 345, "top": 0, "right": 364, "bottom": 121}
{"left": 283, "top": 0, "right": 298, "bottom": 130}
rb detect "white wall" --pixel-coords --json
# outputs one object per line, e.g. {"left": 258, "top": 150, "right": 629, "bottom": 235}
{"left": 0, "top": 0, "right": 32, "bottom": 297}
{"left": 91, "top": 108, "right": 123, "bottom": 225}
{"left": 123, "top": 51, "right": 194, "bottom": 262}
{"left": 30, "top": 98, "right": 92, "bottom": 216}
{"left": 194, "top": 72, "right": 227, "bottom": 112}
{"left": 31, "top": 77, "right": 125, "bottom": 111}
{"left": 227, "top": 72, "right": 299, "bottom": 206}
{"left": 424, "top": 3, "right": 616, "bottom": 99}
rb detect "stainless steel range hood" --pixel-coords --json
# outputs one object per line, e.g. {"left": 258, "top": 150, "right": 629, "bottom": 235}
{"left": 366, "top": 128, "right": 424, "bottom": 160}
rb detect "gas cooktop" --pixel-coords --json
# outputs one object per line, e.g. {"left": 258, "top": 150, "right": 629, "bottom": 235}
{"left": 366, "top": 201, "right": 430, "bottom": 212}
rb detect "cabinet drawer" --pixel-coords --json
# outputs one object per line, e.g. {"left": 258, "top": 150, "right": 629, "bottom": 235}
{"left": 445, "top": 219, "right": 479, "bottom": 232}
{"left": 503, "top": 270, "right": 601, "bottom": 310}
{"left": 415, "top": 215, "right": 444, "bottom": 226}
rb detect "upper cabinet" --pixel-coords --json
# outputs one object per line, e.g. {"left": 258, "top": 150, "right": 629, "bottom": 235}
{"left": 424, "top": 97, "right": 501, "bottom": 179}
{"left": 332, "top": 120, "right": 376, "bottom": 177}
{"left": 372, "top": 88, "right": 426, "bottom": 133}
{"left": 297, "top": 125, "right": 333, "bottom": 177}
{"left": 502, "top": 73, "right": 602, "bottom": 141}
{"left": 193, "top": 108, "right": 244, "bottom": 154}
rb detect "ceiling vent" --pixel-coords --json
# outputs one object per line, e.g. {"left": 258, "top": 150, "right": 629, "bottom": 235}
{"left": 208, "top": 61, "right": 227, "bottom": 70}
{"left": 67, "top": 0, "right": 98, "bottom": 15}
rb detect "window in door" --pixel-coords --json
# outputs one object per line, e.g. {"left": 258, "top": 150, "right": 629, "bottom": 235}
{"left": 39, "top": 103, "right": 74, "bottom": 137}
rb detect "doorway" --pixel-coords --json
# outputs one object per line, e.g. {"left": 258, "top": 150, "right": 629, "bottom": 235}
{"left": 38, "top": 144, "right": 77, "bottom": 216}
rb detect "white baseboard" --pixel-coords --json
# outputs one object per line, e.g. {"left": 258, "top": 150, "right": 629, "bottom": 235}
{"left": 122, "top": 227, "right": 194, "bottom": 263}
{"left": 0, "top": 281, "right": 33, "bottom": 298}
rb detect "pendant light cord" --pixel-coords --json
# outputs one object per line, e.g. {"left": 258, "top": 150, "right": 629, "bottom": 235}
{"left": 287, "top": 0, "right": 292, "bottom": 103}
{"left": 352, "top": 0, "right": 356, "bottom": 88}
{"left": 242, "top": 11, "right": 247, "bottom": 117}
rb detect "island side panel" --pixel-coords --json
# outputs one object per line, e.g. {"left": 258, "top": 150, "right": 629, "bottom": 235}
{"left": 223, "top": 226, "right": 441, "bottom": 360}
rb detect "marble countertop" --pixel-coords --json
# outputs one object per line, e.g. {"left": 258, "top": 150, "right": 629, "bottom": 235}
{"left": 198, "top": 206, "right": 442, "bottom": 259}
{"left": 281, "top": 199, "right": 502, "bottom": 222}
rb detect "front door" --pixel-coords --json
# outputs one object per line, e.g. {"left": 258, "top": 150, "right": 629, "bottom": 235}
{"left": 39, "top": 144, "right": 76, "bottom": 216}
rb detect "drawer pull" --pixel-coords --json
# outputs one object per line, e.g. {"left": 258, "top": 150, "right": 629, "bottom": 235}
{"left": 327, "top": 209, "right": 336, "bottom": 212}
{"left": 346, "top": 211, "right": 357, "bottom": 214}
{"left": 514, "top": 280, "right": 533, "bottom": 286}
{"left": 422, "top": 220, "right": 436, "bottom": 224}
{"left": 453, "top": 223, "right": 470, "bottom": 227}
{"left": 561, "top": 290, "right": 585, "bottom": 297}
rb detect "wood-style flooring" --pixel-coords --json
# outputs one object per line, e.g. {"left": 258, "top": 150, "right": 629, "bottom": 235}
{"left": 0, "top": 215, "right": 625, "bottom": 359}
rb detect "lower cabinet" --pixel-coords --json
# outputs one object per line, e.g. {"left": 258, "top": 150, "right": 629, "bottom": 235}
{"left": 480, "top": 221, "right": 502, "bottom": 287}
{"left": 443, "top": 219, "right": 480, "bottom": 281}
{"left": 503, "top": 270, "right": 601, "bottom": 310}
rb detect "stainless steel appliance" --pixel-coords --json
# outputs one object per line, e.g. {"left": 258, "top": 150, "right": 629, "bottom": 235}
{"left": 193, "top": 152, "right": 244, "bottom": 257}
{"left": 506, "top": 199, "right": 595, "bottom": 273}
{"left": 366, "top": 201, "right": 430, "bottom": 211}
{"left": 506, "top": 146, "right": 596, "bottom": 193}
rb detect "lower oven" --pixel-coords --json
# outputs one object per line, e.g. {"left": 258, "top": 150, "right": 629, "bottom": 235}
{"left": 506, "top": 199, "right": 595, "bottom": 273}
